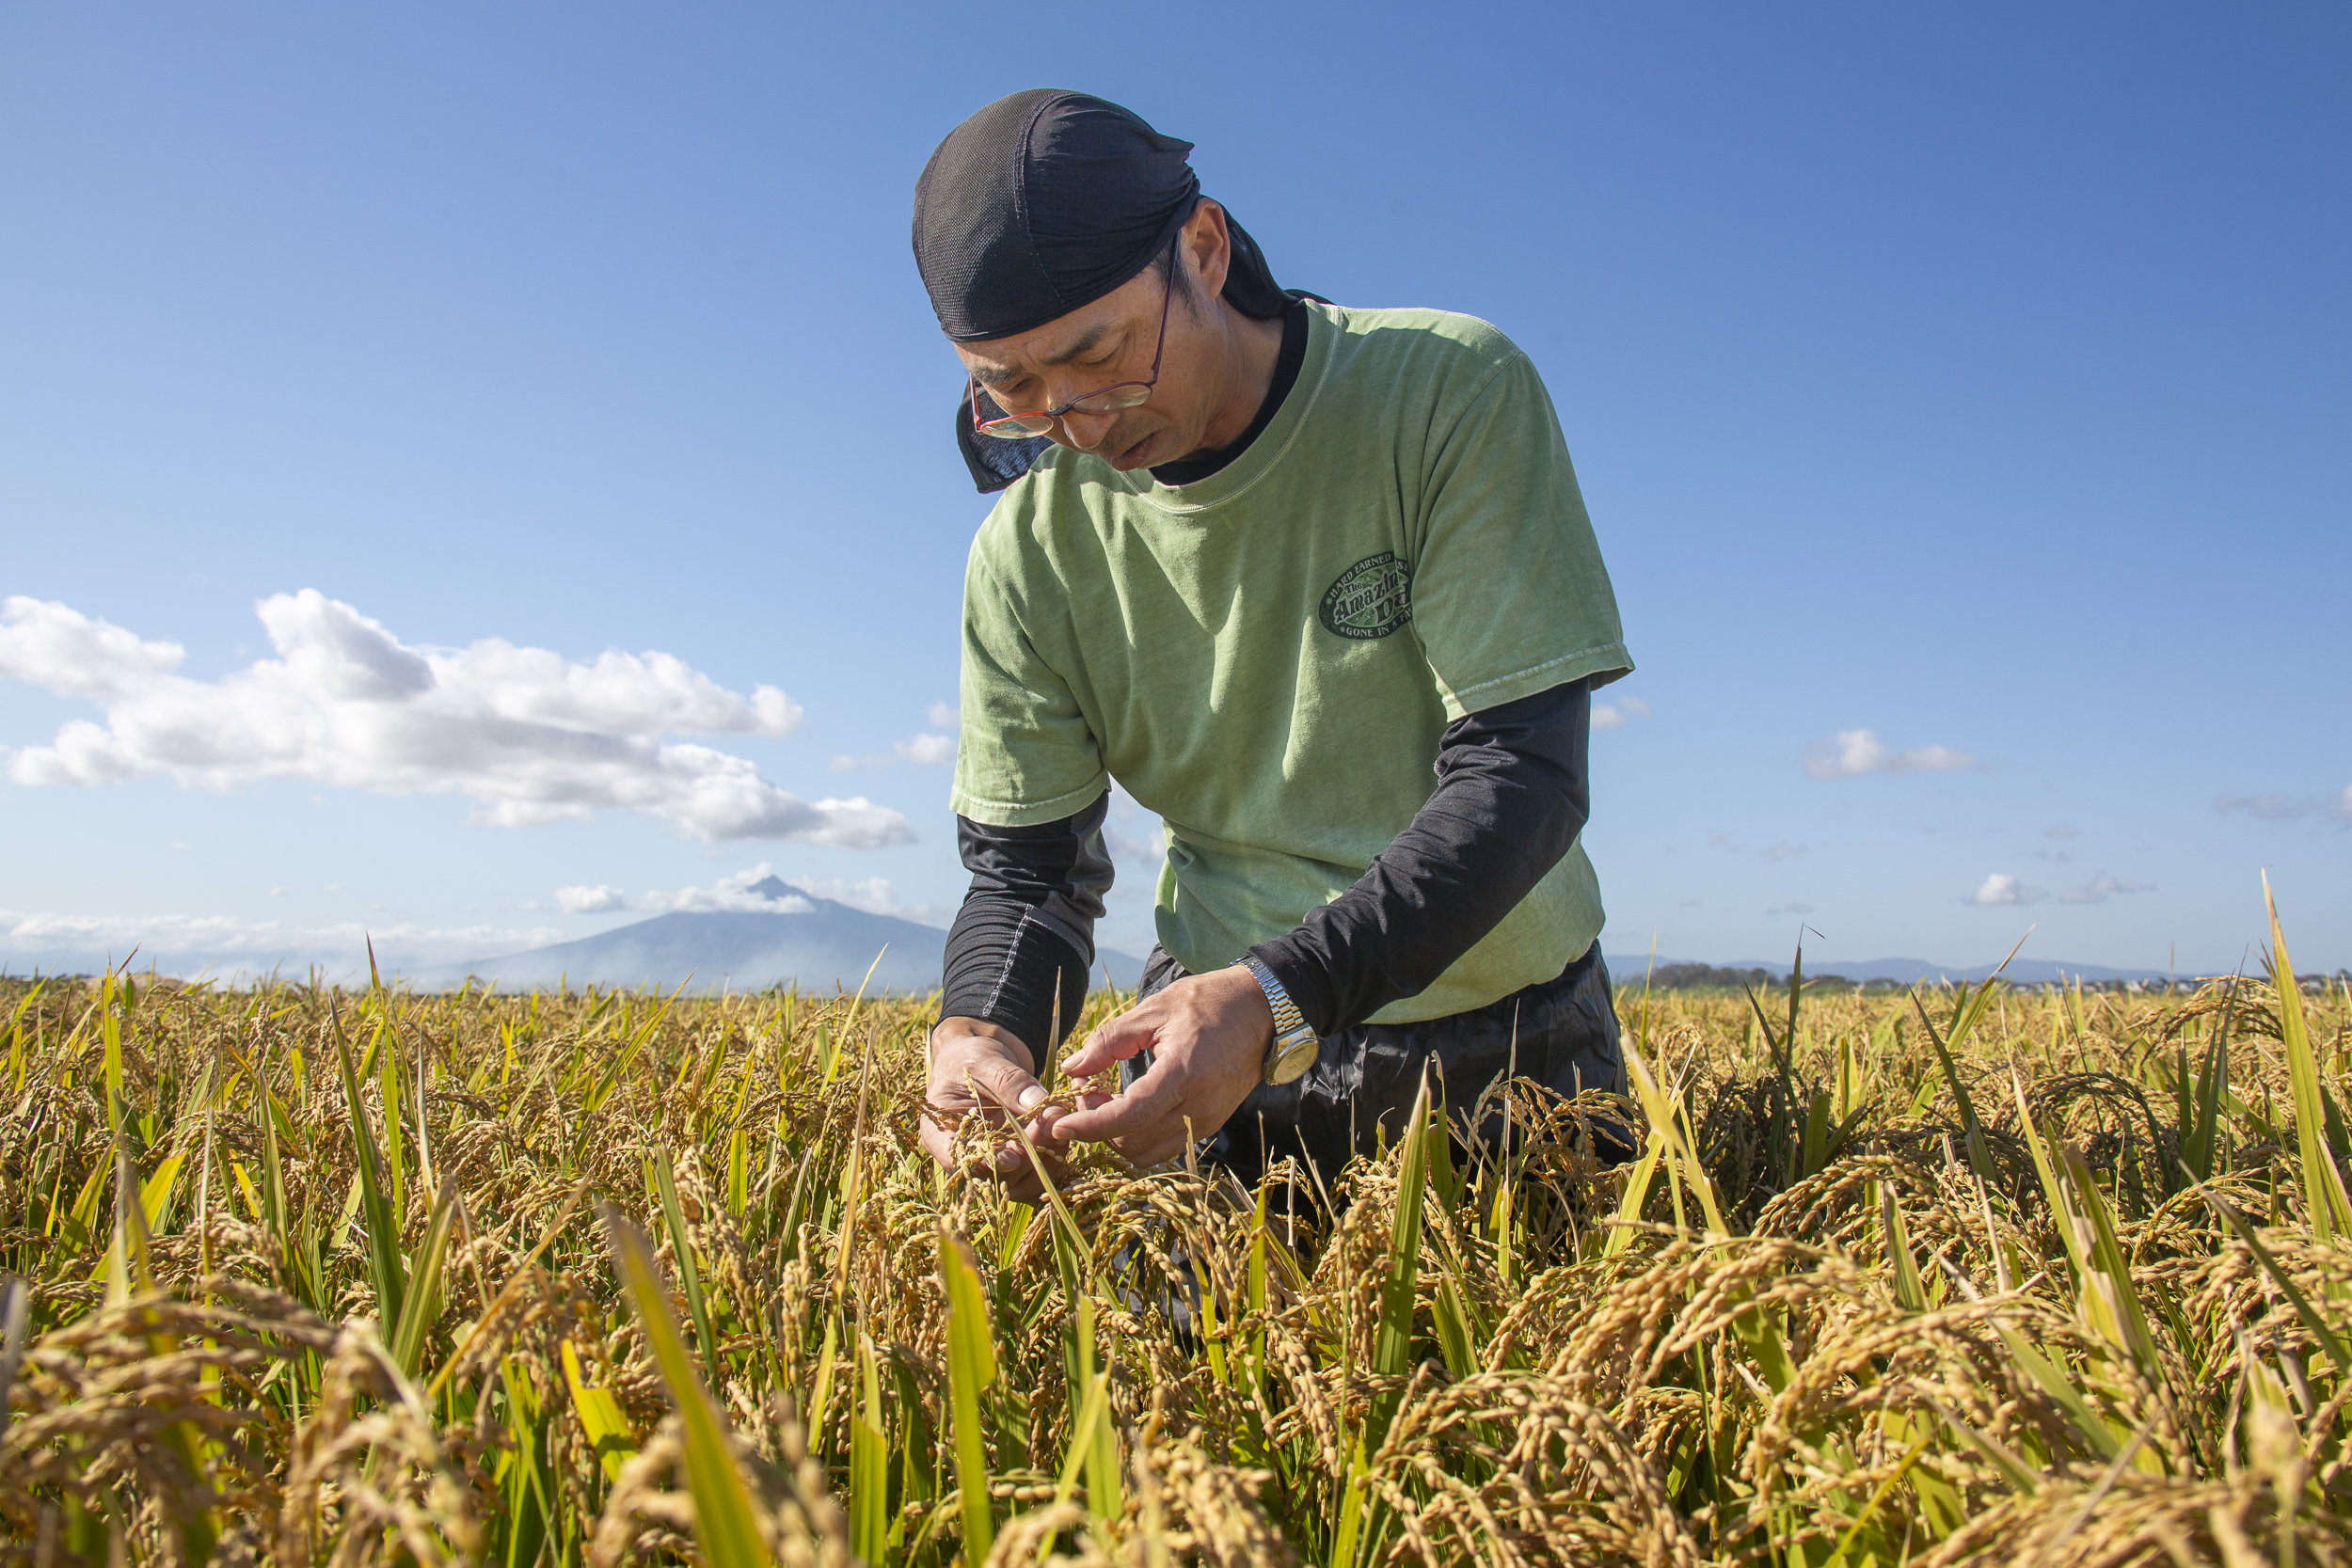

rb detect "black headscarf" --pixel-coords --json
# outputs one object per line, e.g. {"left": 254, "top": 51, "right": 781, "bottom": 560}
{"left": 914, "top": 88, "right": 1309, "bottom": 491}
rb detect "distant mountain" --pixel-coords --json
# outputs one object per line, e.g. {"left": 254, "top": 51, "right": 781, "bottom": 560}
{"left": 423, "top": 878, "right": 1144, "bottom": 993}
{"left": 1605, "top": 953, "right": 2180, "bottom": 986}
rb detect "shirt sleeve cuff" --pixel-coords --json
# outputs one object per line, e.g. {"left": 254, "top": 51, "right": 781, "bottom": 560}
{"left": 1245, "top": 934, "right": 1341, "bottom": 1039}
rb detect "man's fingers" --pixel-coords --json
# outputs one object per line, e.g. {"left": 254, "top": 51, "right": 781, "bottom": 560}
{"left": 960, "top": 1055, "right": 1046, "bottom": 1122}
{"left": 995, "top": 1125, "right": 1071, "bottom": 1177}
{"left": 1054, "top": 1059, "right": 1182, "bottom": 1143}
{"left": 919, "top": 1117, "right": 956, "bottom": 1167}
{"left": 1038, "top": 1092, "right": 1112, "bottom": 1142}
{"left": 1084, "top": 1110, "right": 1192, "bottom": 1169}
{"left": 995, "top": 1110, "right": 1059, "bottom": 1168}
{"left": 1061, "top": 1009, "right": 1157, "bottom": 1080}
{"left": 1121, "top": 1129, "right": 1194, "bottom": 1168}
{"left": 921, "top": 1032, "right": 1068, "bottom": 1196}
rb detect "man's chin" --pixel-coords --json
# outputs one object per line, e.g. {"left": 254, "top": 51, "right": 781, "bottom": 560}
{"left": 1101, "top": 429, "right": 1171, "bottom": 470}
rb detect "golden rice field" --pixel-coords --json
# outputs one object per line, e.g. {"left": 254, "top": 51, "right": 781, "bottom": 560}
{"left": 4, "top": 895, "right": 2349, "bottom": 1568}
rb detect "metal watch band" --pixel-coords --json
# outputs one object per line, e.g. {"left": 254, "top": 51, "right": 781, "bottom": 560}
{"left": 1241, "top": 956, "right": 1308, "bottom": 1037}
{"left": 1240, "top": 956, "right": 1320, "bottom": 1085}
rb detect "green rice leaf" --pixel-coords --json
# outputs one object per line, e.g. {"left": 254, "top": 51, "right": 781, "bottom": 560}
{"left": 649, "top": 1148, "right": 717, "bottom": 1370}
{"left": 940, "top": 1226, "right": 999, "bottom": 1562}
{"left": 2265, "top": 878, "right": 2352, "bottom": 1242}
{"left": 1994, "top": 1326, "right": 2123, "bottom": 1460}
{"left": 561, "top": 1338, "right": 638, "bottom": 1485}
{"left": 389, "top": 1183, "right": 459, "bottom": 1378}
{"left": 604, "top": 1210, "right": 771, "bottom": 1568}
{"left": 1368, "top": 1072, "right": 1434, "bottom": 1454}
{"left": 1604, "top": 1131, "right": 1663, "bottom": 1259}
{"left": 1880, "top": 1182, "right": 1927, "bottom": 1313}
{"left": 850, "top": 1328, "right": 890, "bottom": 1564}
{"left": 331, "top": 1007, "right": 406, "bottom": 1338}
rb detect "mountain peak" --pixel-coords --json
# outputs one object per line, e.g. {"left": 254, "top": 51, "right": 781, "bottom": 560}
{"left": 429, "top": 893, "right": 1146, "bottom": 992}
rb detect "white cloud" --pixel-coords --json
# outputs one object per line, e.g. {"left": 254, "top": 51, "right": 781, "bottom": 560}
{"left": 2216, "top": 787, "right": 2352, "bottom": 824}
{"left": 829, "top": 703, "right": 961, "bottom": 771}
{"left": 2059, "top": 873, "right": 2155, "bottom": 905}
{"left": 1104, "top": 820, "right": 1166, "bottom": 865}
{"left": 1591, "top": 693, "right": 1651, "bottom": 732}
{"left": 0, "top": 905, "right": 564, "bottom": 978}
{"left": 1706, "top": 830, "right": 1804, "bottom": 860}
{"left": 0, "top": 596, "right": 186, "bottom": 700}
{"left": 650, "top": 879, "right": 814, "bottom": 914}
{"left": 551, "top": 863, "right": 948, "bottom": 927}
{"left": 553, "top": 865, "right": 810, "bottom": 916}
{"left": 787, "top": 876, "right": 951, "bottom": 927}
{"left": 892, "top": 733, "right": 957, "bottom": 766}
{"left": 1104, "top": 784, "right": 1166, "bottom": 868}
{"left": 1965, "top": 873, "right": 2045, "bottom": 906}
{"left": 1804, "top": 728, "right": 1975, "bottom": 780}
{"left": 0, "top": 592, "right": 909, "bottom": 847}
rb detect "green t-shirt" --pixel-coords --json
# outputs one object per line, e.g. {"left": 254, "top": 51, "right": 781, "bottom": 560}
{"left": 951, "top": 302, "right": 1631, "bottom": 1025}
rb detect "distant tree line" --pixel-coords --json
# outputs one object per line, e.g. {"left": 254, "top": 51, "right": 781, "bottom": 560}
{"left": 1621, "top": 963, "right": 2352, "bottom": 996}
{"left": 1628, "top": 963, "right": 1895, "bottom": 992}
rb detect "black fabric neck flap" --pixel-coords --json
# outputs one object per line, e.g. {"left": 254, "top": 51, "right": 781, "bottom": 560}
{"left": 1219, "top": 211, "right": 1296, "bottom": 320}
{"left": 955, "top": 389, "right": 1055, "bottom": 493}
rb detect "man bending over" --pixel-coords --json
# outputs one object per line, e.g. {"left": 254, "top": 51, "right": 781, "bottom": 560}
{"left": 913, "top": 89, "right": 1634, "bottom": 1194}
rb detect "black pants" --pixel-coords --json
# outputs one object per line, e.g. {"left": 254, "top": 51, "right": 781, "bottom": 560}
{"left": 1129, "top": 941, "right": 1628, "bottom": 1187}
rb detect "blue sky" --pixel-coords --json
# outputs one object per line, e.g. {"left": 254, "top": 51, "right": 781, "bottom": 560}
{"left": 2, "top": 3, "right": 2345, "bottom": 980}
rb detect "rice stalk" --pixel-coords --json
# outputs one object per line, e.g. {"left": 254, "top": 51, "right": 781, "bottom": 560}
{"left": 0, "top": 893, "right": 2345, "bottom": 1566}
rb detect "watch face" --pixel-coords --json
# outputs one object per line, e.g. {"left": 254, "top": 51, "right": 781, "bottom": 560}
{"left": 1265, "top": 1034, "right": 1319, "bottom": 1086}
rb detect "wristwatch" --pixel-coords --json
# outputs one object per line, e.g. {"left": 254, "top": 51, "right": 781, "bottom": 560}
{"left": 1239, "top": 956, "right": 1320, "bottom": 1085}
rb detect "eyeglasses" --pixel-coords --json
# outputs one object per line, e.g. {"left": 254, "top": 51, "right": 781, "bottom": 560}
{"left": 968, "top": 236, "right": 1180, "bottom": 440}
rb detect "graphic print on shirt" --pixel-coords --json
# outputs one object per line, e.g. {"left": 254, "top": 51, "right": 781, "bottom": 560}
{"left": 1317, "top": 552, "right": 1414, "bottom": 640}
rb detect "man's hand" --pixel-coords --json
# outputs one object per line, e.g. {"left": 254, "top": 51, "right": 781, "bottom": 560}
{"left": 921, "top": 1019, "right": 1087, "bottom": 1201}
{"left": 1050, "top": 965, "right": 1275, "bottom": 1167}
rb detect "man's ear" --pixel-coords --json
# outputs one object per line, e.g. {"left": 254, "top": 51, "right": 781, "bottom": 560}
{"left": 1184, "top": 198, "right": 1234, "bottom": 302}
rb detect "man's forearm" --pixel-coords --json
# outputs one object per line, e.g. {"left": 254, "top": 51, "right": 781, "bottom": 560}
{"left": 938, "top": 792, "right": 1114, "bottom": 1063}
{"left": 939, "top": 902, "right": 1089, "bottom": 1067}
{"left": 1247, "top": 678, "right": 1593, "bottom": 1036}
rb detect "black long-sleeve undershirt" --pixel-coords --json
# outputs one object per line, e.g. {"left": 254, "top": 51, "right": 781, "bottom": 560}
{"left": 937, "top": 793, "right": 1111, "bottom": 1069}
{"left": 937, "top": 678, "right": 1592, "bottom": 1058}
{"left": 1248, "top": 678, "right": 1591, "bottom": 1035}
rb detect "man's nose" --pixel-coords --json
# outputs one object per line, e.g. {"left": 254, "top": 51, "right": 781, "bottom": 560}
{"left": 1058, "top": 408, "right": 1119, "bottom": 451}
